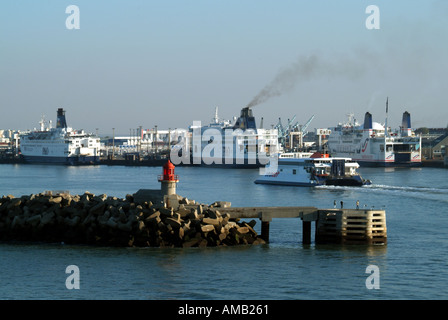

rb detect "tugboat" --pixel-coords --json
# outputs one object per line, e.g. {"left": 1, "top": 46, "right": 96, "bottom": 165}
{"left": 254, "top": 152, "right": 371, "bottom": 187}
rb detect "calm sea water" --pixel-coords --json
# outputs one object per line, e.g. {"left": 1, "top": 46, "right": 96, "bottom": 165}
{"left": 0, "top": 163, "right": 447, "bottom": 300}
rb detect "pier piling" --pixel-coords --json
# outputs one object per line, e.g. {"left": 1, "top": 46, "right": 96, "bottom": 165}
{"left": 302, "top": 221, "right": 311, "bottom": 245}
{"left": 211, "top": 206, "right": 387, "bottom": 245}
{"left": 261, "top": 221, "right": 270, "bottom": 242}
{"left": 315, "top": 209, "right": 387, "bottom": 245}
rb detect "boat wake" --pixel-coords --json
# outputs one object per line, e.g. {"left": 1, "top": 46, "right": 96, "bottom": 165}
{"left": 366, "top": 184, "right": 448, "bottom": 194}
{"left": 317, "top": 183, "right": 448, "bottom": 203}
{"left": 318, "top": 183, "right": 448, "bottom": 193}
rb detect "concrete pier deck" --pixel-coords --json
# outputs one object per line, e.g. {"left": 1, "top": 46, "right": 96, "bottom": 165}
{"left": 209, "top": 206, "right": 387, "bottom": 245}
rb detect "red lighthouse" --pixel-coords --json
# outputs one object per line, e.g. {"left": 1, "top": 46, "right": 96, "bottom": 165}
{"left": 158, "top": 160, "right": 179, "bottom": 196}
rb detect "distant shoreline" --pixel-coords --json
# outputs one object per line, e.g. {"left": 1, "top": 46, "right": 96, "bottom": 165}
{"left": 0, "top": 157, "right": 446, "bottom": 168}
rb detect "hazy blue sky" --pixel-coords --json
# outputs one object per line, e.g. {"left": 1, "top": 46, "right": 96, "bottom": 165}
{"left": 1, "top": 0, "right": 447, "bottom": 135}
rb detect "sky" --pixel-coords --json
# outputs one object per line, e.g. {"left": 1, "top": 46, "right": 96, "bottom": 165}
{"left": 1, "top": 0, "right": 447, "bottom": 135}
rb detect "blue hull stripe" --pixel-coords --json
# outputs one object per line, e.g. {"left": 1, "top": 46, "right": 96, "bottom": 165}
{"left": 23, "top": 155, "right": 100, "bottom": 165}
{"left": 357, "top": 161, "right": 422, "bottom": 167}
{"left": 254, "top": 180, "right": 319, "bottom": 187}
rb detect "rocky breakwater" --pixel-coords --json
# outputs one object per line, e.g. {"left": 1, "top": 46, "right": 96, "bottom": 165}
{"left": 0, "top": 192, "right": 265, "bottom": 248}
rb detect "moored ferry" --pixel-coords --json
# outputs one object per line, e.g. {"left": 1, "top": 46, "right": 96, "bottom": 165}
{"left": 186, "top": 106, "right": 279, "bottom": 168}
{"left": 326, "top": 107, "right": 422, "bottom": 167}
{"left": 20, "top": 108, "right": 100, "bottom": 165}
{"left": 254, "top": 153, "right": 371, "bottom": 187}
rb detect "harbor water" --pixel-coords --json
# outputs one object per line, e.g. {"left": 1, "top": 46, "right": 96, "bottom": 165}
{"left": 0, "top": 163, "right": 447, "bottom": 300}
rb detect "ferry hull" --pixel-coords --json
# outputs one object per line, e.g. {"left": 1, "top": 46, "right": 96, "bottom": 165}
{"left": 186, "top": 156, "right": 265, "bottom": 169}
{"left": 254, "top": 156, "right": 371, "bottom": 187}
{"left": 350, "top": 159, "right": 422, "bottom": 167}
{"left": 22, "top": 155, "right": 100, "bottom": 165}
{"left": 190, "top": 163, "right": 262, "bottom": 169}
{"left": 254, "top": 179, "right": 317, "bottom": 187}
{"left": 255, "top": 176, "right": 370, "bottom": 187}
{"left": 325, "top": 176, "right": 371, "bottom": 186}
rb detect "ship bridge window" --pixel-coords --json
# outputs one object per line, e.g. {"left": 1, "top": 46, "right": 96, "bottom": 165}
{"left": 293, "top": 169, "right": 296, "bottom": 175}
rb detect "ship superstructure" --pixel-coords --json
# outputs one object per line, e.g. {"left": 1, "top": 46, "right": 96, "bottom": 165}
{"left": 327, "top": 110, "right": 421, "bottom": 166}
{"left": 255, "top": 153, "right": 371, "bottom": 186}
{"left": 20, "top": 108, "right": 100, "bottom": 165}
{"left": 189, "top": 106, "right": 279, "bottom": 168}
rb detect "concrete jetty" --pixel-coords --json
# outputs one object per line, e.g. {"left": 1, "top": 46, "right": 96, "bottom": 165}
{"left": 0, "top": 191, "right": 387, "bottom": 247}
{"left": 0, "top": 161, "right": 387, "bottom": 247}
{"left": 0, "top": 191, "right": 266, "bottom": 247}
{"left": 208, "top": 206, "right": 387, "bottom": 245}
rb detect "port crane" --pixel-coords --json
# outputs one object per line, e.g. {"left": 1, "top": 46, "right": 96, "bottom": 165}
{"left": 275, "top": 114, "right": 315, "bottom": 151}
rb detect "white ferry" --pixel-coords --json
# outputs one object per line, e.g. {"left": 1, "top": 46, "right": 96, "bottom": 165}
{"left": 254, "top": 153, "right": 371, "bottom": 187}
{"left": 188, "top": 107, "right": 279, "bottom": 168}
{"left": 20, "top": 108, "right": 100, "bottom": 165}
{"left": 326, "top": 109, "right": 421, "bottom": 167}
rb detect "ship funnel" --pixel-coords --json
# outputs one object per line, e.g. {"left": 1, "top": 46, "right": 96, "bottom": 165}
{"left": 233, "top": 107, "right": 257, "bottom": 130}
{"left": 402, "top": 111, "right": 411, "bottom": 129}
{"left": 401, "top": 111, "right": 412, "bottom": 137}
{"left": 56, "top": 108, "right": 67, "bottom": 129}
{"left": 363, "top": 112, "right": 373, "bottom": 130}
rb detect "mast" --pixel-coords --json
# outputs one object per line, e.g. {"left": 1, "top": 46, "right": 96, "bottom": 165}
{"left": 39, "top": 115, "right": 46, "bottom": 131}
{"left": 385, "top": 97, "right": 389, "bottom": 137}
{"left": 213, "top": 106, "right": 219, "bottom": 124}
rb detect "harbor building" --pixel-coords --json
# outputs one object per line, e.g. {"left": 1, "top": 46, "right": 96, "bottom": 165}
{"left": 103, "top": 128, "right": 189, "bottom": 158}
{"left": 420, "top": 128, "right": 448, "bottom": 160}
